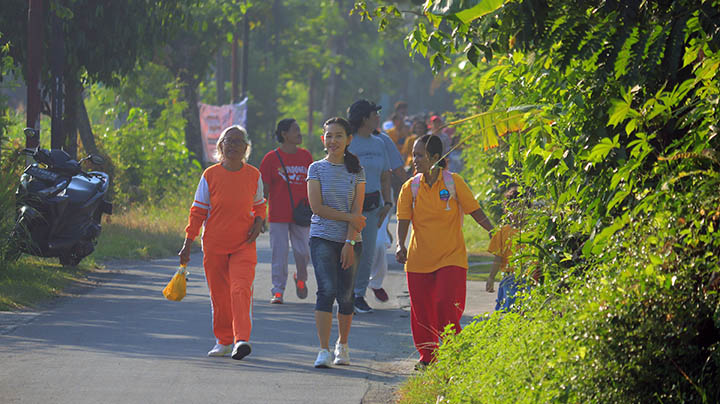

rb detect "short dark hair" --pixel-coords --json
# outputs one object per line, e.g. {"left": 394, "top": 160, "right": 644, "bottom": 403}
{"left": 394, "top": 101, "right": 408, "bottom": 112}
{"left": 347, "top": 99, "right": 381, "bottom": 132}
{"left": 274, "top": 118, "right": 296, "bottom": 143}
{"left": 418, "top": 134, "right": 447, "bottom": 168}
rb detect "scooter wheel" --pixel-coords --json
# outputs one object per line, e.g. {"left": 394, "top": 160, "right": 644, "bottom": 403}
{"left": 59, "top": 254, "right": 82, "bottom": 267}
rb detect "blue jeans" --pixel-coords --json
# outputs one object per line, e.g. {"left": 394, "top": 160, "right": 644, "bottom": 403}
{"left": 310, "top": 237, "right": 362, "bottom": 315}
{"left": 353, "top": 206, "right": 381, "bottom": 297}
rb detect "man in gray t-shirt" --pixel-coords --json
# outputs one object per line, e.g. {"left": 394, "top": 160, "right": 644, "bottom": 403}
{"left": 347, "top": 99, "right": 393, "bottom": 314}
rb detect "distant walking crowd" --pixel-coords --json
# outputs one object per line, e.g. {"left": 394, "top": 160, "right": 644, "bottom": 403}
{"left": 178, "top": 98, "right": 529, "bottom": 370}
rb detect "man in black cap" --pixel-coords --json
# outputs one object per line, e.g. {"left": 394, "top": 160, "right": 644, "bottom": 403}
{"left": 346, "top": 99, "right": 393, "bottom": 313}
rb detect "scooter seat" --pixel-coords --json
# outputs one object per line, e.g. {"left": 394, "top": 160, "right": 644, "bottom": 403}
{"left": 66, "top": 175, "right": 104, "bottom": 204}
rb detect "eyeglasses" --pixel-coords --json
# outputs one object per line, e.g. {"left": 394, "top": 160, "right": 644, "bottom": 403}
{"left": 222, "top": 137, "right": 247, "bottom": 146}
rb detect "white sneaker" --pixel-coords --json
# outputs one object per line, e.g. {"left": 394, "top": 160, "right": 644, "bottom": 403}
{"left": 231, "top": 341, "right": 252, "bottom": 360}
{"left": 314, "top": 349, "right": 332, "bottom": 368}
{"left": 207, "top": 343, "right": 232, "bottom": 357}
{"left": 333, "top": 342, "right": 350, "bottom": 365}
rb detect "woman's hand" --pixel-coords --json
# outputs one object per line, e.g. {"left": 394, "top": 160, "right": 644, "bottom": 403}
{"left": 395, "top": 244, "right": 407, "bottom": 264}
{"left": 340, "top": 243, "right": 355, "bottom": 270}
{"left": 348, "top": 213, "right": 367, "bottom": 232}
{"left": 485, "top": 275, "right": 496, "bottom": 293}
{"left": 178, "top": 238, "right": 192, "bottom": 266}
{"left": 246, "top": 217, "right": 264, "bottom": 244}
{"left": 376, "top": 204, "right": 392, "bottom": 228}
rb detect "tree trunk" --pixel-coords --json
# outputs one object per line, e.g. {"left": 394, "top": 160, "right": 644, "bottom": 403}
{"left": 50, "top": 14, "right": 65, "bottom": 150}
{"left": 26, "top": 0, "right": 44, "bottom": 148}
{"left": 241, "top": 15, "right": 250, "bottom": 100}
{"left": 63, "top": 74, "right": 78, "bottom": 159}
{"left": 321, "top": 0, "right": 346, "bottom": 118}
{"left": 231, "top": 35, "right": 239, "bottom": 103}
{"left": 180, "top": 75, "right": 204, "bottom": 165}
{"left": 215, "top": 47, "right": 227, "bottom": 105}
{"left": 76, "top": 86, "right": 99, "bottom": 156}
{"left": 308, "top": 72, "right": 315, "bottom": 137}
{"left": 321, "top": 39, "right": 339, "bottom": 118}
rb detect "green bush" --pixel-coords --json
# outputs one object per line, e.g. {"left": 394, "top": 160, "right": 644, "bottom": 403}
{"left": 392, "top": 2, "right": 720, "bottom": 402}
{"left": 0, "top": 91, "right": 25, "bottom": 265}
{"left": 403, "top": 174, "right": 720, "bottom": 402}
{"left": 87, "top": 80, "right": 201, "bottom": 207}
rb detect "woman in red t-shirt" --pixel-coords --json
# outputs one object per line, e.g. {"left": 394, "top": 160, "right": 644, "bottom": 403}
{"left": 259, "top": 118, "right": 314, "bottom": 304}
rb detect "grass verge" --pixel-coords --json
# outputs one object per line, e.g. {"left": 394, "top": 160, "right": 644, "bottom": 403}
{"left": 90, "top": 198, "right": 190, "bottom": 261}
{"left": 463, "top": 218, "right": 492, "bottom": 255}
{"left": 0, "top": 257, "right": 92, "bottom": 311}
{"left": 464, "top": 219, "right": 494, "bottom": 281}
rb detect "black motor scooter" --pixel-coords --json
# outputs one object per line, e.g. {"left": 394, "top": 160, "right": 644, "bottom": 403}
{"left": 10, "top": 128, "right": 113, "bottom": 266}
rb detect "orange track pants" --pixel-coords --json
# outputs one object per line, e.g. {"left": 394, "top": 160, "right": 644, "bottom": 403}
{"left": 203, "top": 247, "right": 256, "bottom": 345}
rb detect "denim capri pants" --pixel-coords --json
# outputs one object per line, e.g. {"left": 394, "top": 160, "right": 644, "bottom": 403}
{"left": 309, "top": 237, "right": 362, "bottom": 315}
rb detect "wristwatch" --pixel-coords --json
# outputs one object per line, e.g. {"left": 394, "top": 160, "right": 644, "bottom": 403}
{"left": 384, "top": 201, "right": 393, "bottom": 207}
{"left": 345, "top": 239, "right": 356, "bottom": 246}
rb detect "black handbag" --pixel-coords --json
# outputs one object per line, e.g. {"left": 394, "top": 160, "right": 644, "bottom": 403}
{"left": 363, "top": 190, "right": 381, "bottom": 212}
{"left": 275, "top": 150, "right": 312, "bottom": 227}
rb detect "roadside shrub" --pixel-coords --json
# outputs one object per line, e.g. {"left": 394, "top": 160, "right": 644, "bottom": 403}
{"left": 400, "top": 174, "right": 720, "bottom": 402}
{"left": 397, "top": 5, "right": 720, "bottom": 402}
{"left": 0, "top": 94, "right": 24, "bottom": 265}
{"left": 89, "top": 81, "right": 201, "bottom": 207}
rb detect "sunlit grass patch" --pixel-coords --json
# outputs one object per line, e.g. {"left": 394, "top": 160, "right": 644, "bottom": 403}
{"left": 464, "top": 219, "right": 494, "bottom": 281}
{"left": 0, "top": 257, "right": 91, "bottom": 311}
{"left": 90, "top": 197, "right": 191, "bottom": 261}
{"left": 463, "top": 218, "right": 492, "bottom": 255}
{"left": 467, "top": 256, "right": 493, "bottom": 281}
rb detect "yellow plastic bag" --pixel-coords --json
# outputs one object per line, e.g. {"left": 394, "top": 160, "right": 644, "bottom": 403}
{"left": 163, "top": 265, "right": 189, "bottom": 301}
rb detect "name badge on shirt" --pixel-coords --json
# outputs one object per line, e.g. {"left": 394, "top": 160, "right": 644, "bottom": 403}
{"left": 439, "top": 189, "right": 451, "bottom": 211}
{"left": 439, "top": 189, "right": 450, "bottom": 201}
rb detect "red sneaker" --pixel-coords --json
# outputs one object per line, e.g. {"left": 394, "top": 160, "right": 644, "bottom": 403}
{"left": 270, "top": 292, "right": 283, "bottom": 304}
{"left": 294, "top": 273, "right": 308, "bottom": 299}
{"left": 371, "top": 287, "right": 389, "bottom": 302}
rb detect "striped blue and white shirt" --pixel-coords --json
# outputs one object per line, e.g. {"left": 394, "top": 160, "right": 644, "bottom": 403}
{"left": 307, "top": 159, "right": 365, "bottom": 243}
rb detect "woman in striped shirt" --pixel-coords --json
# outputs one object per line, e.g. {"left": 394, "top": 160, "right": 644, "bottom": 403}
{"left": 306, "top": 117, "right": 366, "bottom": 368}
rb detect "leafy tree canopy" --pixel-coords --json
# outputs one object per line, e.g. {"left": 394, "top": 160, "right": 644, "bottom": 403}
{"left": 0, "top": 0, "right": 188, "bottom": 86}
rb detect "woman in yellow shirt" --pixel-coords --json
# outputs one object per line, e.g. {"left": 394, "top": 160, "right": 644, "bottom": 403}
{"left": 395, "top": 134, "right": 494, "bottom": 370}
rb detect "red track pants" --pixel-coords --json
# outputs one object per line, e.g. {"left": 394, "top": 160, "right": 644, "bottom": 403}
{"left": 406, "top": 266, "right": 467, "bottom": 363}
{"left": 203, "top": 247, "right": 256, "bottom": 345}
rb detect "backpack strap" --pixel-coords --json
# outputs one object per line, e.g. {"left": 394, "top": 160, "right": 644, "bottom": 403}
{"left": 411, "top": 170, "right": 457, "bottom": 208}
{"left": 442, "top": 169, "right": 456, "bottom": 200}
{"left": 410, "top": 173, "right": 423, "bottom": 209}
{"left": 409, "top": 169, "right": 461, "bottom": 223}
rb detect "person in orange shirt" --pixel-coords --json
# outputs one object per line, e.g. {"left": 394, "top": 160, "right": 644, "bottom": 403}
{"left": 486, "top": 187, "right": 521, "bottom": 295}
{"left": 395, "top": 134, "right": 494, "bottom": 370}
{"left": 178, "top": 125, "right": 266, "bottom": 361}
{"left": 386, "top": 112, "right": 409, "bottom": 151}
{"left": 401, "top": 120, "right": 428, "bottom": 171}
{"left": 486, "top": 186, "right": 539, "bottom": 311}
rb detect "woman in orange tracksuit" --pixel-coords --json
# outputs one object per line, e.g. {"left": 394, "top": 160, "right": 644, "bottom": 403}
{"left": 179, "top": 125, "right": 266, "bottom": 361}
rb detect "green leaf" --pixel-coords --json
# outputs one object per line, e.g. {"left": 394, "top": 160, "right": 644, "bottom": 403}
{"left": 588, "top": 135, "right": 620, "bottom": 163}
{"left": 428, "top": 0, "right": 507, "bottom": 24}
{"left": 590, "top": 214, "right": 629, "bottom": 255}
{"left": 608, "top": 98, "right": 639, "bottom": 127}
{"left": 478, "top": 63, "right": 508, "bottom": 94}
{"left": 467, "top": 44, "right": 480, "bottom": 66}
{"left": 607, "top": 190, "right": 629, "bottom": 211}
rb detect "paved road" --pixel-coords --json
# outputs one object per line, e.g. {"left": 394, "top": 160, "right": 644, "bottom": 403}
{"left": 0, "top": 226, "right": 495, "bottom": 404}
